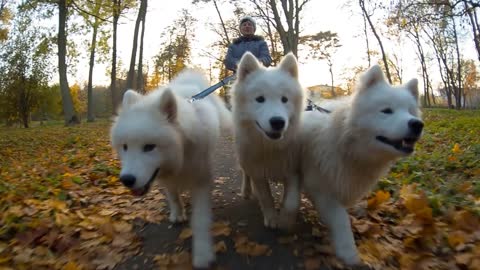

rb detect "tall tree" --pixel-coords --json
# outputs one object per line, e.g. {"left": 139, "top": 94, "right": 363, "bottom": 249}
{"left": 125, "top": 0, "right": 147, "bottom": 93}
{"left": 0, "top": 0, "right": 12, "bottom": 43}
{"left": 136, "top": 0, "right": 146, "bottom": 93}
{"left": 58, "top": 0, "right": 79, "bottom": 125}
{"left": 359, "top": 0, "right": 393, "bottom": 84}
{"left": 110, "top": 0, "right": 135, "bottom": 112}
{"left": 0, "top": 9, "right": 52, "bottom": 127}
{"left": 79, "top": 0, "right": 111, "bottom": 122}
{"left": 248, "top": 0, "right": 311, "bottom": 56}
{"left": 462, "top": 0, "right": 480, "bottom": 62}
{"left": 302, "top": 31, "right": 341, "bottom": 97}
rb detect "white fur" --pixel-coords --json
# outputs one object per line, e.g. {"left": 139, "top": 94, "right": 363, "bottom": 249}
{"left": 298, "top": 65, "right": 423, "bottom": 265}
{"left": 231, "top": 52, "right": 306, "bottom": 228}
{"left": 110, "top": 69, "right": 231, "bottom": 268}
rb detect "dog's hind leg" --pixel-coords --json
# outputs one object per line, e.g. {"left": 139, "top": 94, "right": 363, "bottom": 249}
{"left": 166, "top": 189, "right": 187, "bottom": 223}
{"left": 251, "top": 178, "right": 278, "bottom": 228}
{"left": 278, "top": 174, "right": 301, "bottom": 230}
{"left": 311, "top": 194, "right": 360, "bottom": 265}
{"left": 190, "top": 183, "right": 215, "bottom": 268}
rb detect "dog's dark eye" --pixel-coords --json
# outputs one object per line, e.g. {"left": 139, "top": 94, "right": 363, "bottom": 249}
{"left": 256, "top": 96, "right": 265, "bottom": 103}
{"left": 281, "top": 96, "right": 288, "bottom": 103}
{"left": 381, "top": 108, "right": 393, "bottom": 114}
{"left": 123, "top": 144, "right": 128, "bottom": 151}
{"left": 143, "top": 144, "right": 156, "bottom": 152}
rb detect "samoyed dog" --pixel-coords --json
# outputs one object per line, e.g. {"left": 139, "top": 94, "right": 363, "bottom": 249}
{"left": 298, "top": 65, "right": 423, "bottom": 265}
{"left": 110, "top": 70, "right": 231, "bottom": 268}
{"left": 231, "top": 52, "right": 306, "bottom": 228}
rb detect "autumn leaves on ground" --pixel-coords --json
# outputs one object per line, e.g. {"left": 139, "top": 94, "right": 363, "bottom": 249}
{"left": 0, "top": 109, "right": 479, "bottom": 270}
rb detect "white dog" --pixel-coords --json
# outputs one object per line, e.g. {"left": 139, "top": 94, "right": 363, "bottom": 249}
{"left": 297, "top": 65, "right": 423, "bottom": 265}
{"left": 110, "top": 70, "right": 231, "bottom": 268}
{"left": 231, "top": 52, "right": 306, "bottom": 229}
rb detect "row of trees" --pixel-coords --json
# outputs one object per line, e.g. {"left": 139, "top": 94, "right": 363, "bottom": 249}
{"left": 1, "top": 0, "right": 480, "bottom": 128}
{"left": 358, "top": 0, "right": 480, "bottom": 109}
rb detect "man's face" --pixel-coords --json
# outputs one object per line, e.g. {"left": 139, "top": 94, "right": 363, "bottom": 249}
{"left": 240, "top": 21, "right": 255, "bottom": 36}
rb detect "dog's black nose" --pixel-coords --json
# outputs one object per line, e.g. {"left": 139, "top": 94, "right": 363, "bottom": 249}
{"left": 408, "top": 119, "right": 424, "bottom": 135}
{"left": 270, "top": 117, "right": 285, "bottom": 131}
{"left": 120, "top": 174, "right": 136, "bottom": 188}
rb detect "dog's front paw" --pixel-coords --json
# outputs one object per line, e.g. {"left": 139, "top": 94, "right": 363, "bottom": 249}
{"left": 169, "top": 211, "right": 187, "bottom": 223}
{"left": 192, "top": 247, "right": 215, "bottom": 269}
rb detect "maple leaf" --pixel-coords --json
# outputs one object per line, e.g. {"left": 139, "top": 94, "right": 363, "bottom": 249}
{"left": 234, "top": 235, "right": 271, "bottom": 256}
{"left": 367, "top": 190, "right": 391, "bottom": 209}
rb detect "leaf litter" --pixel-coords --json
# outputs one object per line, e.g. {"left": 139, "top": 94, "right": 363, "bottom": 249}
{"left": 0, "top": 110, "right": 479, "bottom": 269}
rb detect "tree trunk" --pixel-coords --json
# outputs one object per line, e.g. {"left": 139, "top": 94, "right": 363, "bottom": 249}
{"left": 136, "top": 0, "right": 147, "bottom": 93}
{"left": 463, "top": 0, "right": 480, "bottom": 62}
{"left": 58, "top": 0, "right": 79, "bottom": 125}
{"left": 328, "top": 60, "right": 335, "bottom": 97}
{"left": 87, "top": 23, "right": 98, "bottom": 122}
{"left": 452, "top": 17, "right": 463, "bottom": 109}
{"left": 213, "top": 0, "right": 230, "bottom": 45}
{"left": 111, "top": 0, "right": 120, "bottom": 113}
{"left": 362, "top": 12, "right": 371, "bottom": 66}
{"left": 359, "top": 0, "right": 392, "bottom": 84}
{"left": 126, "top": 0, "right": 146, "bottom": 92}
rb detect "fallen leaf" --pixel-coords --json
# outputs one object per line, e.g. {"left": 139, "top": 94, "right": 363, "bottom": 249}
{"left": 448, "top": 231, "right": 467, "bottom": 249}
{"left": 304, "top": 257, "right": 321, "bottom": 270}
{"left": 214, "top": 241, "right": 227, "bottom": 253}
{"left": 178, "top": 228, "right": 192, "bottom": 240}
{"left": 367, "top": 190, "right": 391, "bottom": 209}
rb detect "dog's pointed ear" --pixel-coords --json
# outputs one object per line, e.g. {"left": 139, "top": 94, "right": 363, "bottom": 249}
{"left": 159, "top": 88, "right": 177, "bottom": 122}
{"left": 358, "top": 65, "right": 385, "bottom": 92}
{"left": 237, "top": 52, "right": 261, "bottom": 81}
{"left": 279, "top": 52, "right": 298, "bottom": 79}
{"left": 405, "top": 78, "right": 419, "bottom": 101}
{"left": 122, "top": 89, "right": 141, "bottom": 108}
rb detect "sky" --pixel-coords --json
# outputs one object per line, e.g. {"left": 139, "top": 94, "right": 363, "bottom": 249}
{"left": 71, "top": 0, "right": 477, "bottom": 89}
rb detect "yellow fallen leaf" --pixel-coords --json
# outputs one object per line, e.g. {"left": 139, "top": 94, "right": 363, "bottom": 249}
{"left": 45, "top": 199, "right": 67, "bottom": 212}
{"left": 178, "top": 228, "right": 192, "bottom": 240}
{"left": 214, "top": 241, "right": 227, "bottom": 253}
{"left": 62, "top": 261, "right": 81, "bottom": 270}
{"left": 113, "top": 221, "right": 133, "bottom": 233}
{"left": 401, "top": 185, "right": 433, "bottom": 221}
{"left": 453, "top": 210, "right": 480, "bottom": 232}
{"left": 212, "top": 221, "right": 231, "bottom": 237}
{"left": 55, "top": 213, "right": 72, "bottom": 226}
{"left": 367, "top": 190, "right": 391, "bottom": 209}
{"left": 234, "top": 235, "right": 270, "bottom": 256}
{"left": 452, "top": 143, "right": 461, "bottom": 153}
{"left": 447, "top": 231, "right": 466, "bottom": 249}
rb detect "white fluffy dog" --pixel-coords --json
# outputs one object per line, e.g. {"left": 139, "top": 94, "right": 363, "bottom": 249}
{"left": 297, "top": 65, "right": 424, "bottom": 265}
{"left": 231, "top": 52, "right": 306, "bottom": 228}
{"left": 110, "top": 70, "right": 231, "bottom": 268}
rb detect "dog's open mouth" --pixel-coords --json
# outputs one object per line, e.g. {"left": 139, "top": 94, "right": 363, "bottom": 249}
{"left": 376, "top": 136, "right": 419, "bottom": 154}
{"left": 131, "top": 168, "right": 159, "bottom": 196}
{"left": 255, "top": 121, "right": 282, "bottom": 140}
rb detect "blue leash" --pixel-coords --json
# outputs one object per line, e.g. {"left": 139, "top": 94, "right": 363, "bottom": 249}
{"left": 189, "top": 74, "right": 331, "bottom": 113}
{"left": 189, "top": 74, "right": 236, "bottom": 102}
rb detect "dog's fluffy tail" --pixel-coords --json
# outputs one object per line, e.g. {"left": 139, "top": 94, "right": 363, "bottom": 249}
{"left": 169, "top": 69, "right": 210, "bottom": 97}
{"left": 210, "top": 95, "right": 233, "bottom": 134}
